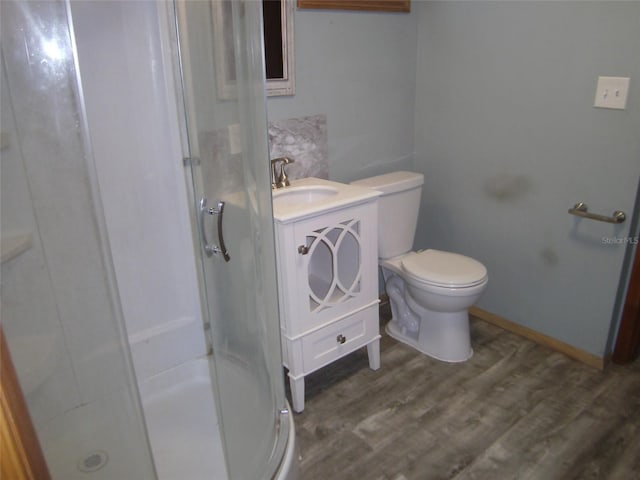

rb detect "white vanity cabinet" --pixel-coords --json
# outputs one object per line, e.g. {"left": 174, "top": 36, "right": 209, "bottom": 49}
{"left": 272, "top": 178, "right": 381, "bottom": 413}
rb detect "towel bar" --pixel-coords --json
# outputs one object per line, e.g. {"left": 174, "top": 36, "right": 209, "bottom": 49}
{"left": 568, "top": 202, "right": 625, "bottom": 224}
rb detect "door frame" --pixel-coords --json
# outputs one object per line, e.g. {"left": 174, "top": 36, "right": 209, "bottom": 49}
{"left": 612, "top": 244, "right": 640, "bottom": 364}
{"left": 0, "top": 327, "right": 51, "bottom": 479}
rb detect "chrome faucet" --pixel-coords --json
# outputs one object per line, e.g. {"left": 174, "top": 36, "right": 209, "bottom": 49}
{"left": 270, "top": 157, "right": 295, "bottom": 189}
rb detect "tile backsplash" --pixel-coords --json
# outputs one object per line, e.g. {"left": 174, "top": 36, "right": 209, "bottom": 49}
{"left": 268, "top": 114, "right": 328, "bottom": 180}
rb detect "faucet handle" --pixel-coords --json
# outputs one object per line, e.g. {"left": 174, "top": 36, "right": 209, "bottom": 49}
{"left": 271, "top": 156, "right": 294, "bottom": 165}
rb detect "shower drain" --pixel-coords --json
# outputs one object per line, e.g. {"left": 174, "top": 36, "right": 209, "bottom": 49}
{"left": 77, "top": 450, "right": 109, "bottom": 473}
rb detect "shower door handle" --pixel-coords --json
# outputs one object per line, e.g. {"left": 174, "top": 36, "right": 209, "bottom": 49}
{"left": 199, "top": 197, "right": 230, "bottom": 262}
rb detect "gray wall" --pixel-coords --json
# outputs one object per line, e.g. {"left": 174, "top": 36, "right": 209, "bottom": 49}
{"left": 267, "top": 8, "right": 418, "bottom": 182}
{"left": 413, "top": 1, "right": 640, "bottom": 357}
{"left": 268, "top": 2, "right": 639, "bottom": 357}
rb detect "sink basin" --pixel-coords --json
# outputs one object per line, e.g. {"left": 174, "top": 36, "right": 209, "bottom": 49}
{"left": 272, "top": 185, "right": 339, "bottom": 208}
{"left": 271, "top": 177, "right": 381, "bottom": 223}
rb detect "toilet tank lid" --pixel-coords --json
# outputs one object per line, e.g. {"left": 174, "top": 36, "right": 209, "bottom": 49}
{"left": 350, "top": 171, "right": 424, "bottom": 195}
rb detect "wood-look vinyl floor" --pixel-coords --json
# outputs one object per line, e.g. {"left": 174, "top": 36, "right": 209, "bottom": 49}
{"left": 289, "top": 307, "right": 640, "bottom": 480}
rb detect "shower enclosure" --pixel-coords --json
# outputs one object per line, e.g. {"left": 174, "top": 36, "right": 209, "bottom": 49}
{"left": 0, "top": 0, "right": 295, "bottom": 479}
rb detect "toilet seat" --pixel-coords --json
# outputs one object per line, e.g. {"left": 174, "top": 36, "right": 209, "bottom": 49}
{"left": 401, "top": 249, "right": 487, "bottom": 288}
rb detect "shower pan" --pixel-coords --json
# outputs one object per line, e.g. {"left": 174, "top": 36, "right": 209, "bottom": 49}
{"left": 0, "top": 0, "right": 296, "bottom": 479}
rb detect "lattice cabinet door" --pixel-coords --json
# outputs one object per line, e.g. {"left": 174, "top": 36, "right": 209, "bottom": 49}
{"left": 284, "top": 202, "right": 378, "bottom": 336}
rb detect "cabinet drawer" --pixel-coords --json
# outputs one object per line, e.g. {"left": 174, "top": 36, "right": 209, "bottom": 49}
{"left": 302, "top": 305, "right": 378, "bottom": 373}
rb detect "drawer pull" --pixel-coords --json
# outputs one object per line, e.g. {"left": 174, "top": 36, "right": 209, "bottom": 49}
{"left": 337, "top": 334, "right": 346, "bottom": 344}
{"left": 298, "top": 245, "right": 309, "bottom": 255}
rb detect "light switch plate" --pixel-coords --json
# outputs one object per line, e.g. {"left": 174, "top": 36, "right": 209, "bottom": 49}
{"left": 594, "top": 76, "right": 630, "bottom": 110}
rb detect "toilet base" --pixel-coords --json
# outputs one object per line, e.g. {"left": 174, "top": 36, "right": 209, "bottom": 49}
{"left": 385, "top": 317, "right": 473, "bottom": 363}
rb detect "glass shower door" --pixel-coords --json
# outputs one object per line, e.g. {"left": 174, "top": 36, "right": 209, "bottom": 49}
{"left": 0, "top": 1, "right": 156, "bottom": 478}
{"left": 173, "top": 1, "right": 290, "bottom": 479}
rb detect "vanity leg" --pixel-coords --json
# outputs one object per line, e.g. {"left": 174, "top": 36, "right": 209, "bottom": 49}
{"left": 289, "top": 375, "right": 305, "bottom": 413}
{"left": 367, "top": 338, "right": 380, "bottom": 371}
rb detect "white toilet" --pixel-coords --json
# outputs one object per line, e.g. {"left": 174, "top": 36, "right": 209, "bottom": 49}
{"left": 351, "top": 171, "right": 488, "bottom": 362}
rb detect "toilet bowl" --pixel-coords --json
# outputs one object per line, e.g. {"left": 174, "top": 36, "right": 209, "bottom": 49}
{"left": 381, "top": 250, "right": 487, "bottom": 362}
{"left": 350, "top": 171, "right": 488, "bottom": 362}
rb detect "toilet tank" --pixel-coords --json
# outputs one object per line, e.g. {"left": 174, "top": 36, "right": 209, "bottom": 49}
{"left": 351, "top": 171, "right": 424, "bottom": 259}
